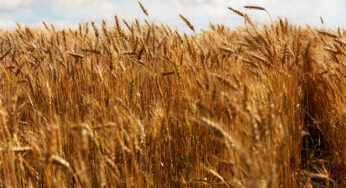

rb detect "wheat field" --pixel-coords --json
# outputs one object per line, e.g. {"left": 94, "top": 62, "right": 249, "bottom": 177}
{"left": 0, "top": 4, "right": 345, "bottom": 188}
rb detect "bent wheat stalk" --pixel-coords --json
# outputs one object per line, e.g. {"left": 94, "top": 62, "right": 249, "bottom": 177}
{"left": 179, "top": 14, "right": 195, "bottom": 32}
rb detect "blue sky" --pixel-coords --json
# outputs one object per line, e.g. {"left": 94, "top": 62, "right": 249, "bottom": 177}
{"left": 0, "top": 0, "right": 345, "bottom": 31}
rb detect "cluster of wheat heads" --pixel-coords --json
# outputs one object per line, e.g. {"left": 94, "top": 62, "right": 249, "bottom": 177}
{"left": 0, "top": 4, "right": 345, "bottom": 188}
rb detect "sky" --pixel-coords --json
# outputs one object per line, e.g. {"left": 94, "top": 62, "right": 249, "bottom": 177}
{"left": 0, "top": 0, "right": 345, "bottom": 32}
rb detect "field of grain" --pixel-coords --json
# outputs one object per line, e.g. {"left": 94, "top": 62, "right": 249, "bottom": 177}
{"left": 0, "top": 5, "right": 345, "bottom": 188}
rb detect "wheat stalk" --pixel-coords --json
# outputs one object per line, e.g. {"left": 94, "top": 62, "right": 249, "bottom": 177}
{"left": 179, "top": 14, "right": 195, "bottom": 32}
{"left": 320, "top": 16, "right": 324, "bottom": 24}
{"left": 318, "top": 30, "right": 338, "bottom": 38}
{"left": 244, "top": 5, "right": 266, "bottom": 11}
{"left": 138, "top": 1, "right": 149, "bottom": 16}
{"left": 244, "top": 5, "right": 273, "bottom": 23}
{"left": 227, "top": 7, "right": 254, "bottom": 26}
{"left": 227, "top": 7, "right": 245, "bottom": 17}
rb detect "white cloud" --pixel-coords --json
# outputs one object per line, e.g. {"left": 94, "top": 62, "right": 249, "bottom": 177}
{"left": 0, "top": 0, "right": 33, "bottom": 10}
{"left": 0, "top": 16, "right": 16, "bottom": 29}
{"left": 0, "top": 0, "right": 344, "bottom": 31}
{"left": 0, "top": 0, "right": 24, "bottom": 10}
{"left": 51, "top": 0, "right": 113, "bottom": 12}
